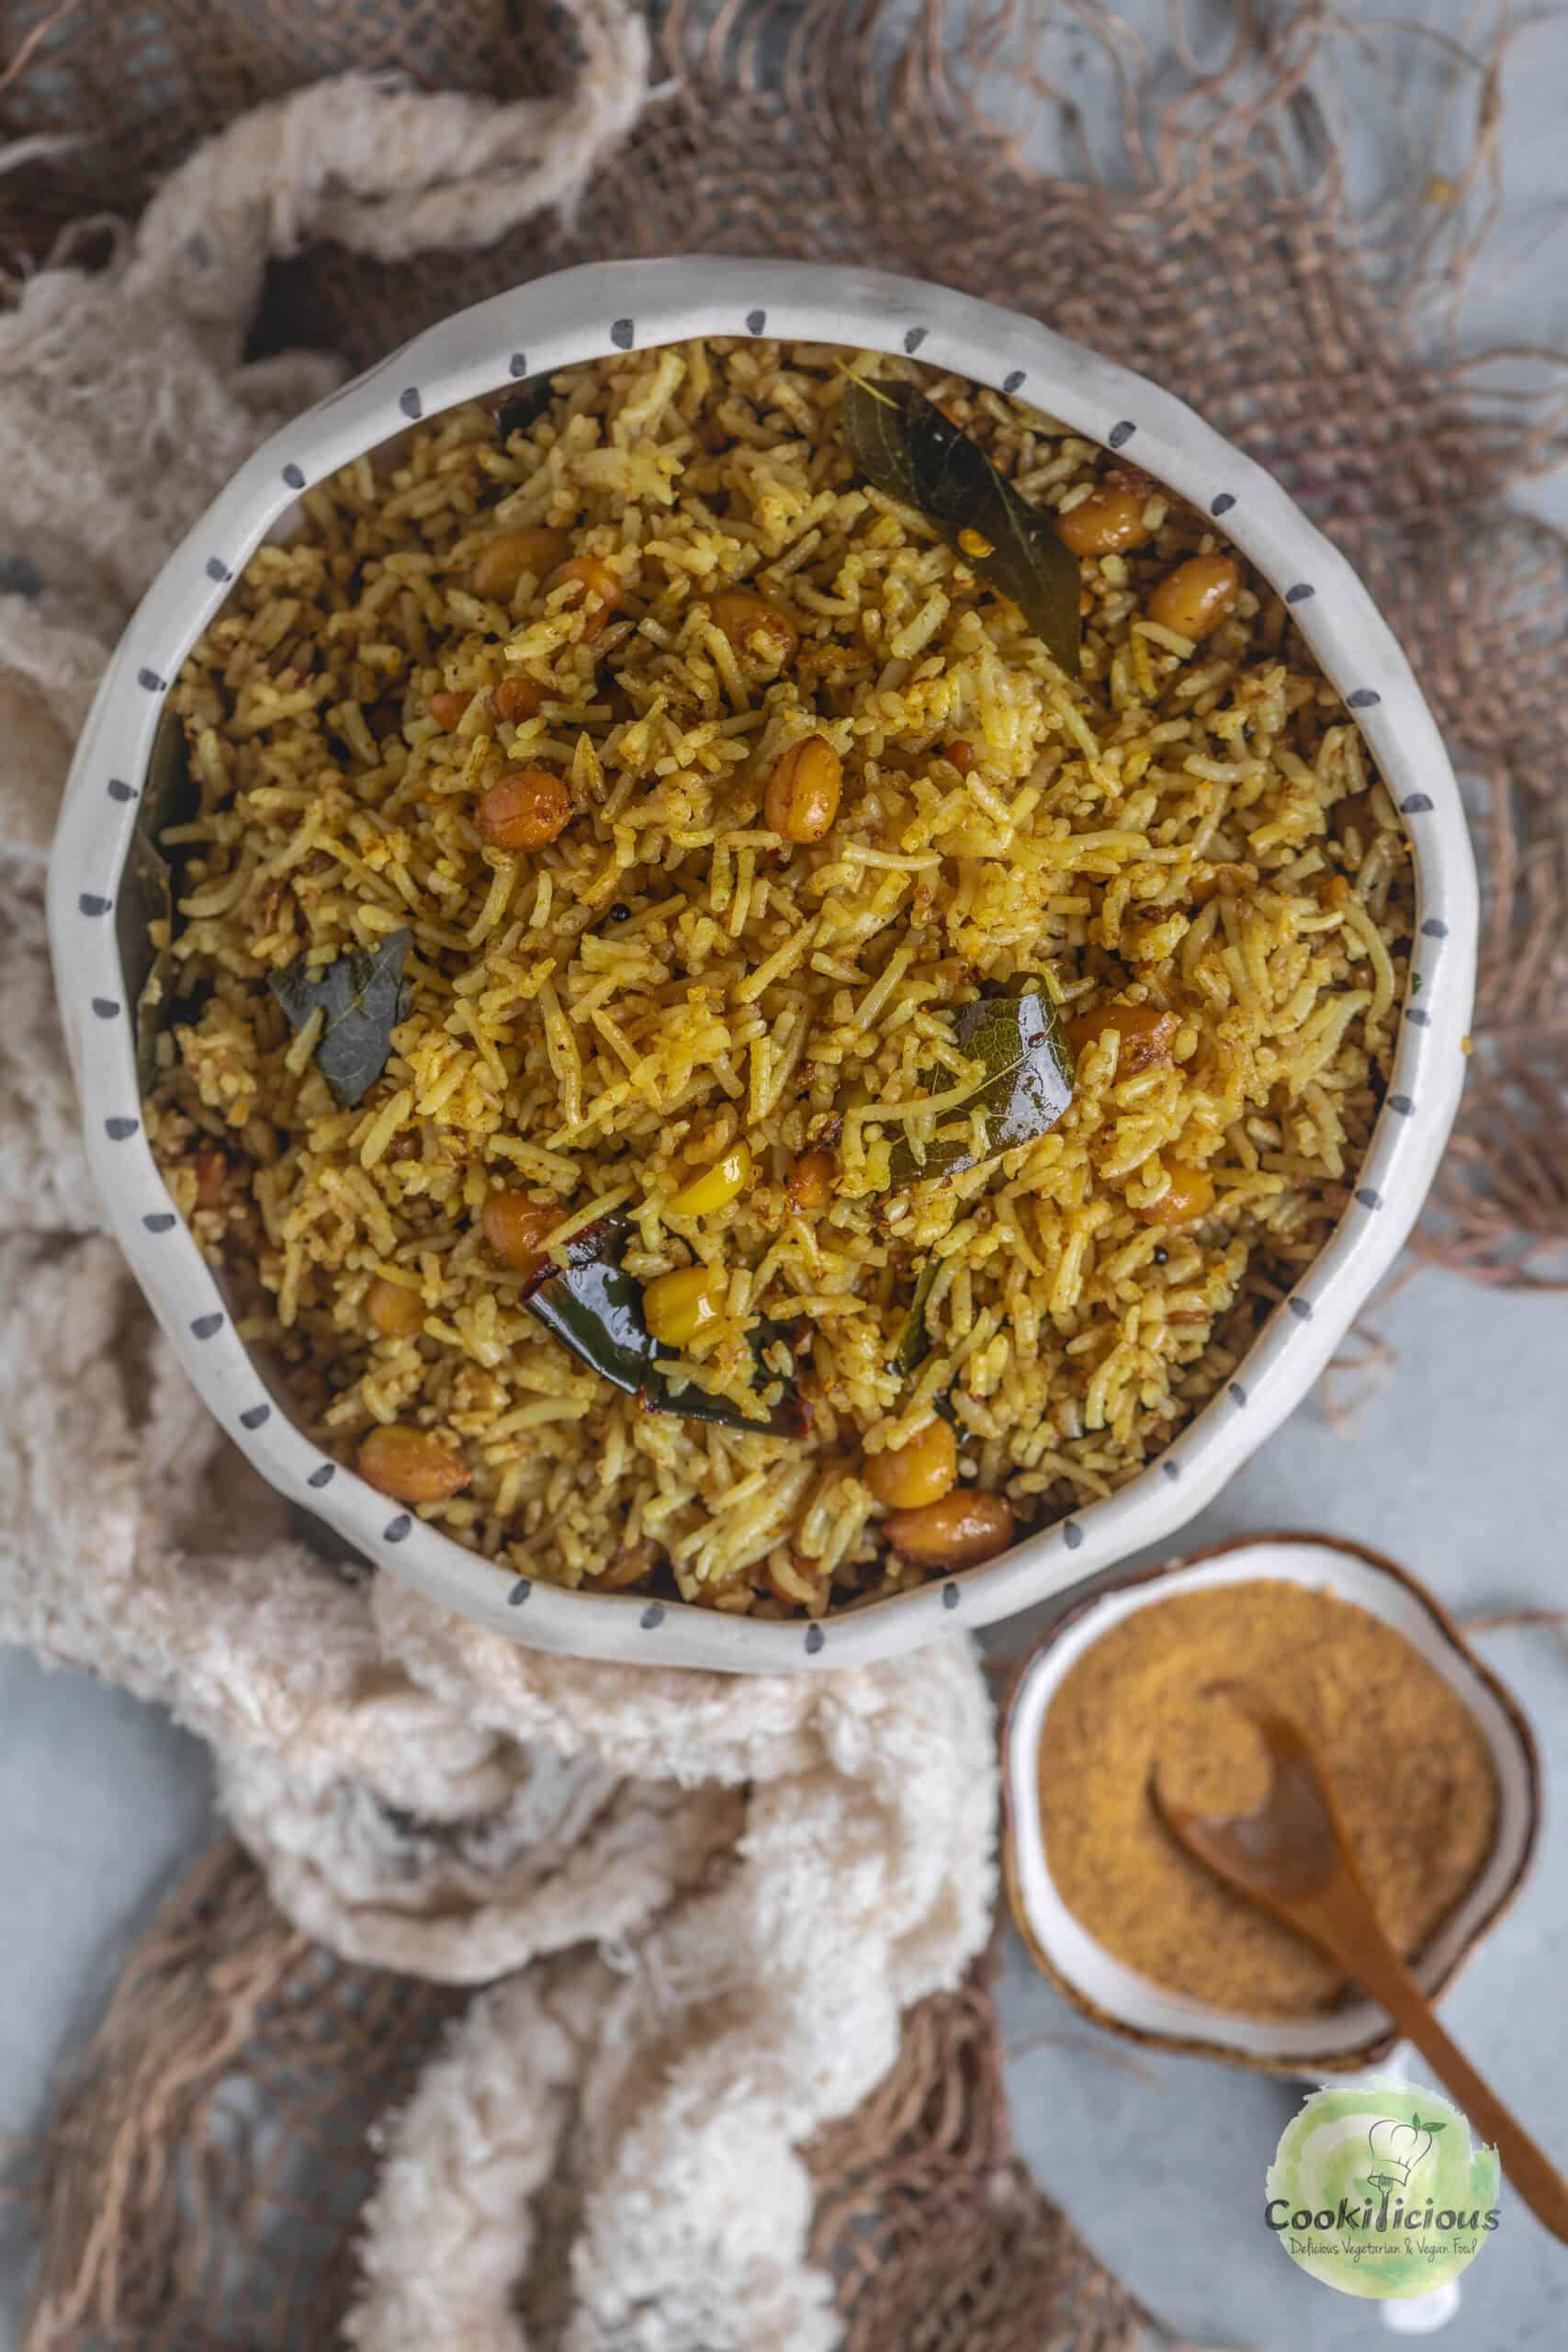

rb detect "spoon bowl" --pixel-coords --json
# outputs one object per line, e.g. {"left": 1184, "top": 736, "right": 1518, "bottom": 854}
{"left": 1151, "top": 1682, "right": 1348, "bottom": 1913}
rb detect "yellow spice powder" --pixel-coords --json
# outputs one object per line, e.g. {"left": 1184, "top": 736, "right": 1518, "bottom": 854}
{"left": 1035, "top": 1579, "right": 1499, "bottom": 2017}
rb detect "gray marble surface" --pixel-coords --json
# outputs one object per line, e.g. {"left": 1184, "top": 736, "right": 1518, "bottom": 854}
{"left": 6, "top": 4, "right": 1568, "bottom": 2346}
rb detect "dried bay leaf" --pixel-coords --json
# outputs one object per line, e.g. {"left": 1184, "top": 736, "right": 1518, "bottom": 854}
{"left": 842, "top": 377, "right": 1081, "bottom": 676}
{"left": 270, "top": 928, "right": 413, "bottom": 1107}
{"left": 892, "top": 1255, "right": 942, "bottom": 1378}
{"left": 886, "top": 989, "right": 1076, "bottom": 1187}
{"left": 525, "top": 1216, "right": 810, "bottom": 1437}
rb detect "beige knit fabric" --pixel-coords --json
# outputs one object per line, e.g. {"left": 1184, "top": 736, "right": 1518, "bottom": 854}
{"left": 0, "top": 37, "right": 998, "bottom": 2351}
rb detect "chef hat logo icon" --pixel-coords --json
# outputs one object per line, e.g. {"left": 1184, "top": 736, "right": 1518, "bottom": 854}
{"left": 1366, "top": 2111, "right": 1444, "bottom": 2188}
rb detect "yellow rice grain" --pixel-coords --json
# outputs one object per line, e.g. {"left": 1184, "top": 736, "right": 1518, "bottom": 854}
{"left": 144, "top": 336, "right": 1414, "bottom": 1617}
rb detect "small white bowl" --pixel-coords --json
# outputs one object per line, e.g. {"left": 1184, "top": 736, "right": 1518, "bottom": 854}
{"left": 48, "top": 257, "right": 1478, "bottom": 1675}
{"left": 1001, "top": 1534, "right": 1540, "bottom": 2073}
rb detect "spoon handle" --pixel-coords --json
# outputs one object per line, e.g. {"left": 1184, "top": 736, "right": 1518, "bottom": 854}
{"left": 1304, "top": 1892, "right": 1568, "bottom": 2245}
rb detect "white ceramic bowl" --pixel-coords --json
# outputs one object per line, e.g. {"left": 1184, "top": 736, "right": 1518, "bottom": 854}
{"left": 48, "top": 257, "right": 1477, "bottom": 1674}
{"left": 1001, "top": 1535, "right": 1540, "bottom": 2074}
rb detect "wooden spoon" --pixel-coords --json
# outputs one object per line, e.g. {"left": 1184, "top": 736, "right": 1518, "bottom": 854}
{"left": 1151, "top": 1682, "right": 1568, "bottom": 2245}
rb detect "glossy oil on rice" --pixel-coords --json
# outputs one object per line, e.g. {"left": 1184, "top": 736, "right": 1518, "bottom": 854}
{"left": 142, "top": 337, "right": 1414, "bottom": 1616}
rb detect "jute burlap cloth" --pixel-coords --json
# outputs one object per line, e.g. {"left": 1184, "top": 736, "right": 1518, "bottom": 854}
{"left": 2, "top": 3, "right": 1565, "bottom": 2348}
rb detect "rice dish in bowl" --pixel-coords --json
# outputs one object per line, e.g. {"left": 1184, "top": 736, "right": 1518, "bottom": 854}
{"left": 139, "top": 334, "right": 1414, "bottom": 1621}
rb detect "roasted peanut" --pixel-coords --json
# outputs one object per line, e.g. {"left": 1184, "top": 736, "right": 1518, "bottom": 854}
{"left": 787, "top": 1146, "right": 836, "bottom": 1213}
{"left": 193, "top": 1148, "right": 230, "bottom": 1211}
{"left": 864, "top": 1417, "right": 958, "bottom": 1511}
{"left": 1331, "top": 790, "right": 1381, "bottom": 849}
{"left": 551, "top": 552, "right": 621, "bottom": 641}
{"left": 492, "top": 673, "right": 546, "bottom": 724}
{"left": 1066, "top": 1002, "right": 1178, "bottom": 1075}
{"left": 367, "top": 1275, "right": 426, "bottom": 1337}
{"left": 943, "top": 738, "right": 975, "bottom": 773}
{"left": 470, "top": 526, "right": 571, "bottom": 602}
{"left": 763, "top": 733, "right": 842, "bottom": 843}
{"left": 766, "top": 1552, "right": 829, "bottom": 1610}
{"left": 482, "top": 1191, "right": 558, "bottom": 1272}
{"left": 1146, "top": 553, "right": 1239, "bottom": 643}
{"left": 429, "top": 689, "right": 473, "bottom": 729}
{"left": 1140, "top": 1160, "right": 1216, "bottom": 1226}
{"left": 357, "top": 1424, "right": 469, "bottom": 1504}
{"left": 477, "top": 766, "right": 571, "bottom": 852}
{"left": 883, "top": 1490, "right": 1016, "bottom": 1567}
{"left": 583, "top": 1535, "right": 661, "bottom": 1591}
{"left": 712, "top": 589, "right": 798, "bottom": 672}
{"left": 1055, "top": 478, "right": 1151, "bottom": 557}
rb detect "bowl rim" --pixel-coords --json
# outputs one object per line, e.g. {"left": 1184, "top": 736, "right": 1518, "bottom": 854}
{"left": 998, "top": 1531, "right": 1542, "bottom": 2075}
{"left": 47, "top": 254, "right": 1478, "bottom": 1674}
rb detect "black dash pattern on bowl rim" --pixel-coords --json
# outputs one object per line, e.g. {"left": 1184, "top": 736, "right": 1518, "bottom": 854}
{"left": 1401, "top": 793, "right": 1434, "bottom": 815}
{"left": 107, "top": 777, "right": 136, "bottom": 803}
{"left": 1422, "top": 919, "right": 1449, "bottom": 940}
{"left": 79, "top": 891, "right": 111, "bottom": 917}
{"left": 1287, "top": 1295, "right": 1314, "bottom": 1321}
{"left": 1284, "top": 582, "right": 1314, "bottom": 603}
{"left": 1229, "top": 1381, "right": 1248, "bottom": 1408}
{"left": 805, "top": 1623, "right": 827, "bottom": 1654}
{"left": 1347, "top": 689, "right": 1382, "bottom": 709}
{"left": 190, "top": 1312, "right": 223, "bottom": 1340}
{"left": 508, "top": 1577, "right": 532, "bottom": 1605}
{"left": 240, "top": 1403, "right": 272, "bottom": 1431}
{"left": 1356, "top": 1187, "right": 1383, "bottom": 1210}
{"left": 91, "top": 997, "right": 119, "bottom": 1019}
{"left": 1001, "top": 369, "right": 1025, "bottom": 394}
{"left": 399, "top": 387, "right": 422, "bottom": 421}
{"left": 136, "top": 667, "right": 165, "bottom": 694}
{"left": 384, "top": 1513, "right": 412, "bottom": 1543}
{"left": 1210, "top": 492, "right": 1236, "bottom": 517}
{"left": 746, "top": 309, "right": 766, "bottom": 335}
{"left": 610, "top": 317, "right": 634, "bottom": 350}
{"left": 1388, "top": 1092, "right": 1416, "bottom": 1117}
{"left": 281, "top": 463, "right": 305, "bottom": 490}
{"left": 903, "top": 326, "right": 927, "bottom": 354}
{"left": 640, "top": 1601, "right": 665, "bottom": 1630}
{"left": 508, "top": 351, "right": 528, "bottom": 378}
{"left": 942, "top": 1581, "right": 961, "bottom": 1610}
{"left": 1107, "top": 420, "right": 1135, "bottom": 449}
{"left": 143, "top": 1211, "right": 177, "bottom": 1234}
{"left": 1062, "top": 1521, "right": 1084, "bottom": 1550}
{"left": 309, "top": 1462, "right": 337, "bottom": 1489}
{"left": 105, "top": 1115, "right": 138, "bottom": 1141}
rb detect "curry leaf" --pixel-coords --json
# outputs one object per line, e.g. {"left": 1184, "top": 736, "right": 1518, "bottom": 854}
{"left": 892, "top": 1255, "right": 942, "bottom": 1378}
{"left": 843, "top": 378, "right": 1080, "bottom": 676}
{"left": 270, "top": 929, "right": 413, "bottom": 1107}
{"left": 120, "top": 705, "right": 199, "bottom": 1092}
{"left": 885, "top": 989, "right": 1075, "bottom": 1187}
{"left": 524, "top": 1217, "right": 810, "bottom": 1437}
{"left": 494, "top": 376, "right": 556, "bottom": 443}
